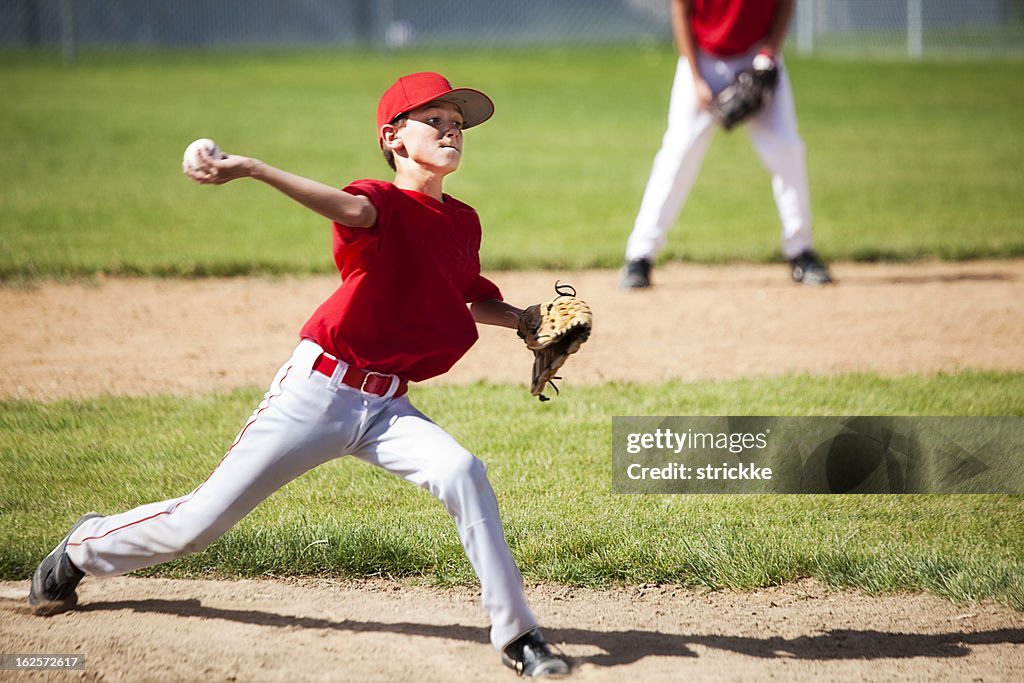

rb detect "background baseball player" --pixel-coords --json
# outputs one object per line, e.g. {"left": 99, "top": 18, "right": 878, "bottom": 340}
{"left": 621, "top": 0, "right": 833, "bottom": 288}
{"left": 29, "top": 72, "right": 570, "bottom": 678}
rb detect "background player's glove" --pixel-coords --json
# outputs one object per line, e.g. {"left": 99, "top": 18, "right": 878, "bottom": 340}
{"left": 517, "top": 282, "right": 593, "bottom": 401}
{"left": 711, "top": 52, "right": 779, "bottom": 131}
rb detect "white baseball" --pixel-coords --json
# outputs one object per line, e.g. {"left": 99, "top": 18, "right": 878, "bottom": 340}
{"left": 183, "top": 138, "right": 224, "bottom": 171}
{"left": 752, "top": 54, "right": 775, "bottom": 72}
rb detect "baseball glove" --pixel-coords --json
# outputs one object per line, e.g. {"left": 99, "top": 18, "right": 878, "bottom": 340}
{"left": 710, "top": 55, "right": 778, "bottom": 131}
{"left": 517, "top": 282, "right": 593, "bottom": 401}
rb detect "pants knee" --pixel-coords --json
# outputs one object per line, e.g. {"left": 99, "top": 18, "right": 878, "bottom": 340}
{"left": 447, "top": 450, "right": 488, "bottom": 485}
{"left": 431, "top": 450, "right": 489, "bottom": 505}
{"left": 756, "top": 135, "right": 805, "bottom": 167}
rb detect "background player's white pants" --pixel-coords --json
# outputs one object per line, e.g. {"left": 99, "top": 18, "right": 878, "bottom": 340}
{"left": 66, "top": 339, "right": 537, "bottom": 651}
{"left": 625, "top": 49, "right": 814, "bottom": 262}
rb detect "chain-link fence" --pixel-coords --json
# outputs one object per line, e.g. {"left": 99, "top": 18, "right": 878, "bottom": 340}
{"left": 2, "top": 1, "right": 1022, "bottom": 62}
{"left": 793, "top": 0, "right": 1024, "bottom": 57}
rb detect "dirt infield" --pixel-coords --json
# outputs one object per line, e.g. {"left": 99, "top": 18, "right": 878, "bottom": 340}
{"left": 1, "top": 578, "right": 1022, "bottom": 682}
{"left": 2, "top": 261, "right": 1023, "bottom": 681}
{"left": 2, "top": 259, "right": 1023, "bottom": 400}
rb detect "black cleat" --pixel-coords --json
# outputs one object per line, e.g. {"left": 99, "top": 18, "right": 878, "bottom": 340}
{"left": 620, "top": 257, "right": 652, "bottom": 289}
{"left": 789, "top": 249, "right": 834, "bottom": 285}
{"left": 29, "top": 512, "right": 101, "bottom": 615}
{"left": 502, "top": 629, "right": 570, "bottom": 678}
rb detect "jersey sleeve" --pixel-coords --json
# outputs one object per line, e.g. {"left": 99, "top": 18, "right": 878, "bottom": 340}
{"left": 329, "top": 180, "right": 388, "bottom": 277}
{"left": 464, "top": 274, "right": 503, "bottom": 303}
{"left": 334, "top": 179, "right": 386, "bottom": 240}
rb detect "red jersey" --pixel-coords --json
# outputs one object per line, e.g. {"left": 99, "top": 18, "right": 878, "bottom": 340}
{"left": 690, "top": 0, "right": 778, "bottom": 57}
{"left": 299, "top": 179, "right": 502, "bottom": 382}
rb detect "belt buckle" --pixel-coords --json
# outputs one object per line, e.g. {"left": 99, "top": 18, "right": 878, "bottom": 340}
{"left": 361, "top": 371, "right": 397, "bottom": 397}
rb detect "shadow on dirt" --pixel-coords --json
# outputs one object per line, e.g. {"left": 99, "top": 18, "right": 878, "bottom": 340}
{"left": 80, "top": 598, "right": 1024, "bottom": 667}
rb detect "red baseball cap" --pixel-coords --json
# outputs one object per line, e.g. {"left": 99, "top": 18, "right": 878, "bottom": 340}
{"left": 376, "top": 72, "right": 494, "bottom": 144}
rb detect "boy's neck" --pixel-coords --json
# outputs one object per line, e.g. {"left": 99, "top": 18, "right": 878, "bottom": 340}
{"left": 393, "top": 167, "right": 447, "bottom": 203}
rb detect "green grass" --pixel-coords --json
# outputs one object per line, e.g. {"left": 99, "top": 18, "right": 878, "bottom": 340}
{"left": 2, "top": 372, "right": 1022, "bottom": 609}
{"left": 1, "top": 47, "right": 1022, "bottom": 278}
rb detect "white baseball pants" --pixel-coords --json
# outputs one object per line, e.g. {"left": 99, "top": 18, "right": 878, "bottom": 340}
{"left": 65, "top": 339, "right": 538, "bottom": 650}
{"left": 625, "top": 49, "right": 814, "bottom": 262}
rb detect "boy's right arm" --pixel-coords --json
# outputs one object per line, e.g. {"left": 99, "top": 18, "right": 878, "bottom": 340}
{"left": 183, "top": 148, "right": 376, "bottom": 228}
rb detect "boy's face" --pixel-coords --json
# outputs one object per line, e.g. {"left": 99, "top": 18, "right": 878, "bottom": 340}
{"left": 388, "top": 101, "right": 466, "bottom": 174}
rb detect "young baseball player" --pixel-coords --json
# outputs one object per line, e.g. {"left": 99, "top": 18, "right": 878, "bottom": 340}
{"left": 29, "top": 71, "right": 570, "bottom": 679}
{"left": 621, "top": 0, "right": 833, "bottom": 288}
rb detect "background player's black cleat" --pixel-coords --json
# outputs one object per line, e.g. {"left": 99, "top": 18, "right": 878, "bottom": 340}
{"left": 620, "top": 257, "right": 652, "bottom": 289}
{"left": 29, "top": 512, "right": 101, "bottom": 615}
{"left": 789, "top": 249, "right": 833, "bottom": 285}
{"left": 502, "top": 629, "right": 570, "bottom": 677}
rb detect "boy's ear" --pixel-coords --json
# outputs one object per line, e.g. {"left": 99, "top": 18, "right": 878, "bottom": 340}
{"left": 380, "top": 124, "right": 404, "bottom": 151}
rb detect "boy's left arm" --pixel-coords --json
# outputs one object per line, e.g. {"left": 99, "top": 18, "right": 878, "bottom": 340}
{"left": 470, "top": 299, "right": 523, "bottom": 330}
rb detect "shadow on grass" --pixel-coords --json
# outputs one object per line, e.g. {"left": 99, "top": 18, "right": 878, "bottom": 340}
{"left": 80, "top": 598, "right": 1024, "bottom": 667}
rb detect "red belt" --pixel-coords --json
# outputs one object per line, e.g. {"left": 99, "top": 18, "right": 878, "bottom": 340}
{"left": 312, "top": 354, "right": 408, "bottom": 398}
